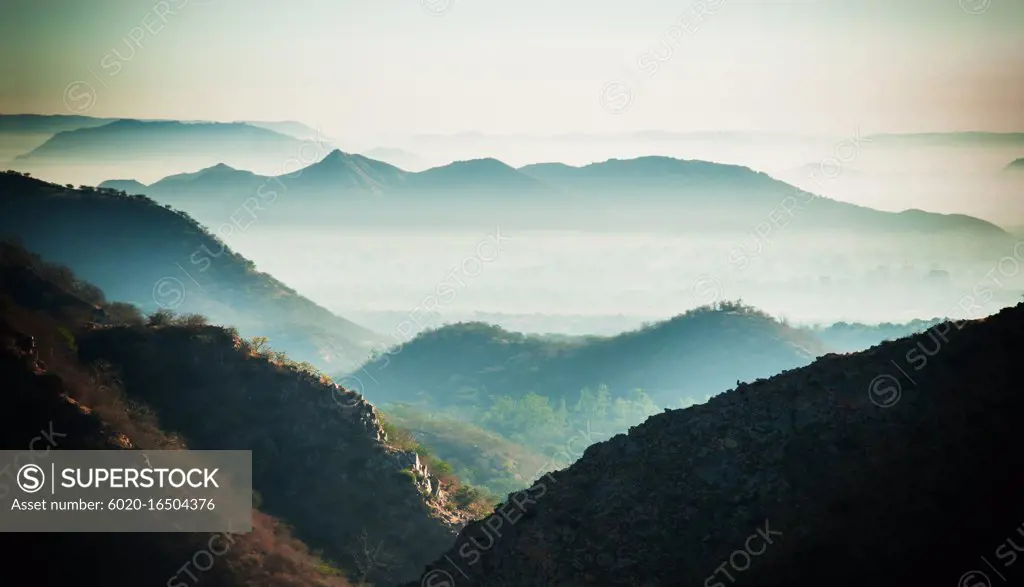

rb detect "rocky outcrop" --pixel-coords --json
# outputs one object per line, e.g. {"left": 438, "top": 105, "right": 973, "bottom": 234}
{"left": 404, "top": 305, "right": 1024, "bottom": 587}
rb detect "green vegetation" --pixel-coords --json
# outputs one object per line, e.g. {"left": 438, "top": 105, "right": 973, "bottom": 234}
{"left": 350, "top": 301, "right": 812, "bottom": 496}
{"left": 56, "top": 325, "right": 77, "bottom": 352}
{"left": 378, "top": 412, "right": 498, "bottom": 515}
{"left": 350, "top": 301, "right": 821, "bottom": 411}
{"left": 381, "top": 384, "right": 674, "bottom": 496}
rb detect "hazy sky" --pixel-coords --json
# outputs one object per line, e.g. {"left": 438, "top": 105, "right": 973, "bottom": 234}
{"left": 1, "top": 0, "right": 1022, "bottom": 142}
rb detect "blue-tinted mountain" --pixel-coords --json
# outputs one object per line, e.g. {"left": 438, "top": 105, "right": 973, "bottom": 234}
{"left": 518, "top": 156, "right": 1010, "bottom": 236}
{"left": 347, "top": 302, "right": 825, "bottom": 408}
{"left": 288, "top": 149, "right": 409, "bottom": 192}
{"left": 243, "top": 119, "right": 323, "bottom": 141}
{"left": 407, "top": 158, "right": 546, "bottom": 193}
{"left": 96, "top": 178, "right": 149, "bottom": 194}
{"left": 11, "top": 119, "right": 328, "bottom": 184}
{"left": 17, "top": 119, "right": 308, "bottom": 161}
{"left": 0, "top": 113, "right": 118, "bottom": 134}
{"left": 0, "top": 171, "right": 382, "bottom": 369}
{"left": 98, "top": 153, "right": 1012, "bottom": 238}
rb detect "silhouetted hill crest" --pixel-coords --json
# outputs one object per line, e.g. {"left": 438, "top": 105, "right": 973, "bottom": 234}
{"left": 404, "top": 303, "right": 1024, "bottom": 586}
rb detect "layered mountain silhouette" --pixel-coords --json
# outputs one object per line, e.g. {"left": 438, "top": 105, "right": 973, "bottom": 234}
{"left": 351, "top": 310, "right": 943, "bottom": 411}
{"left": 97, "top": 152, "right": 1011, "bottom": 236}
{"left": 0, "top": 241, "right": 487, "bottom": 585}
{"left": 243, "top": 120, "right": 322, "bottom": 141}
{"left": 809, "top": 318, "right": 942, "bottom": 353}
{"left": 287, "top": 150, "right": 408, "bottom": 193}
{"left": 18, "top": 120, "right": 306, "bottom": 160}
{"left": 0, "top": 113, "right": 118, "bottom": 135}
{"left": 403, "top": 305, "right": 1024, "bottom": 587}
{"left": 0, "top": 171, "right": 382, "bottom": 369}
{"left": 11, "top": 119, "right": 331, "bottom": 183}
{"left": 348, "top": 303, "right": 827, "bottom": 408}
{"left": 0, "top": 114, "right": 322, "bottom": 144}
{"left": 408, "top": 158, "right": 546, "bottom": 194}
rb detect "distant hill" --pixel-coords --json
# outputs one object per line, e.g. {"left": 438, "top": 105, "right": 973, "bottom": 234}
{"left": 406, "top": 158, "right": 547, "bottom": 194}
{"left": 0, "top": 114, "right": 325, "bottom": 143}
{"left": 96, "top": 178, "right": 148, "bottom": 194}
{"left": 0, "top": 114, "right": 120, "bottom": 164}
{"left": 809, "top": 318, "right": 944, "bottom": 353}
{"left": 243, "top": 119, "right": 323, "bottom": 141}
{"left": 519, "top": 156, "right": 768, "bottom": 190}
{"left": 288, "top": 149, "right": 409, "bottom": 193}
{"left": 17, "top": 119, "right": 312, "bottom": 162}
{"left": 10, "top": 119, "right": 330, "bottom": 184}
{"left": 0, "top": 113, "right": 118, "bottom": 134}
{"left": 0, "top": 171, "right": 382, "bottom": 369}
{"left": 146, "top": 162, "right": 268, "bottom": 192}
{"left": 347, "top": 302, "right": 826, "bottom": 408}
{"left": 517, "top": 156, "right": 1010, "bottom": 236}
{"left": 1005, "top": 157, "right": 1024, "bottom": 171}
{"left": 403, "top": 304, "right": 1024, "bottom": 587}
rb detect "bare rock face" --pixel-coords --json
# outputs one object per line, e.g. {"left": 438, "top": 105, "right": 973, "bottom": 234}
{"left": 404, "top": 305, "right": 1024, "bottom": 587}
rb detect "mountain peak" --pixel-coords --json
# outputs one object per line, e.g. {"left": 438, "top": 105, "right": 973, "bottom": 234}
{"left": 322, "top": 148, "right": 351, "bottom": 161}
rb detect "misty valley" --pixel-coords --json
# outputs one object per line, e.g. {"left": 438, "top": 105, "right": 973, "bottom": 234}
{"left": 1, "top": 2, "right": 1024, "bottom": 584}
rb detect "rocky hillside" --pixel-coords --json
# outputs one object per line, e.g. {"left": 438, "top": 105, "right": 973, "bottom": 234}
{"left": 0, "top": 171, "right": 382, "bottom": 369}
{"left": 78, "top": 323, "right": 469, "bottom": 584}
{"left": 404, "top": 305, "right": 1024, "bottom": 586}
{"left": 0, "top": 242, "right": 481, "bottom": 586}
{"left": 0, "top": 243, "right": 353, "bottom": 587}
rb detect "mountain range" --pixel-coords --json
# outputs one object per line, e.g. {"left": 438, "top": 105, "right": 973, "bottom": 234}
{"left": 93, "top": 149, "right": 1011, "bottom": 237}
{"left": 3, "top": 117, "right": 333, "bottom": 184}
{"left": 2, "top": 131, "right": 1021, "bottom": 586}
{"left": 0, "top": 114, "right": 320, "bottom": 141}
{"left": 15, "top": 119, "right": 323, "bottom": 164}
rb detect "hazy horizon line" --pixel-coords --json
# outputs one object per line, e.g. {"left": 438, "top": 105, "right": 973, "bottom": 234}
{"left": 4, "top": 111, "right": 1024, "bottom": 139}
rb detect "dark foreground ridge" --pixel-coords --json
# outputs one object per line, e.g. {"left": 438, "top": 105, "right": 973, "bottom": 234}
{"left": 0, "top": 242, "right": 473, "bottom": 586}
{"left": 404, "top": 304, "right": 1024, "bottom": 587}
